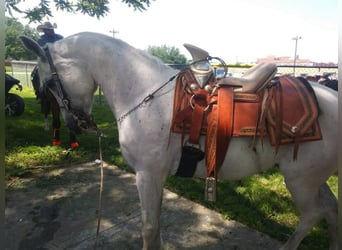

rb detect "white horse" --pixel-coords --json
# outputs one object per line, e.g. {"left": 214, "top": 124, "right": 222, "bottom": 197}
{"left": 20, "top": 32, "right": 338, "bottom": 250}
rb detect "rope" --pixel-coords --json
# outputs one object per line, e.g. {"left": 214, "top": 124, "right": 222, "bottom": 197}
{"left": 117, "top": 74, "right": 178, "bottom": 123}
{"left": 92, "top": 73, "right": 179, "bottom": 248}
{"left": 92, "top": 74, "right": 178, "bottom": 246}
{"left": 93, "top": 134, "right": 104, "bottom": 250}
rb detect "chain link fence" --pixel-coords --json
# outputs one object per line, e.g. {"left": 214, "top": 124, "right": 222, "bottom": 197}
{"left": 6, "top": 60, "right": 36, "bottom": 87}
{"left": 218, "top": 65, "right": 338, "bottom": 78}
{"left": 6, "top": 60, "right": 338, "bottom": 88}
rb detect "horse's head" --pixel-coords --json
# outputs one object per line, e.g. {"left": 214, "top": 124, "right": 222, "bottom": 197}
{"left": 20, "top": 35, "right": 98, "bottom": 134}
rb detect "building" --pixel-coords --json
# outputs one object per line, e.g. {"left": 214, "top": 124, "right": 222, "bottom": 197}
{"left": 256, "top": 55, "right": 313, "bottom": 66}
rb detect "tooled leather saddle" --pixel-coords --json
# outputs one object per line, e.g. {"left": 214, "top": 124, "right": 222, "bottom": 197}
{"left": 171, "top": 63, "right": 322, "bottom": 201}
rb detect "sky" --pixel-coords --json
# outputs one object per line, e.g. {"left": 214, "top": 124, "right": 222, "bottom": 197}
{"left": 12, "top": 0, "right": 338, "bottom": 63}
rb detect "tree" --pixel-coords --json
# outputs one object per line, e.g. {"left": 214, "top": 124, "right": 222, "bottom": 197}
{"left": 5, "top": 0, "right": 154, "bottom": 23}
{"left": 147, "top": 45, "right": 188, "bottom": 64}
{"left": 5, "top": 17, "right": 40, "bottom": 60}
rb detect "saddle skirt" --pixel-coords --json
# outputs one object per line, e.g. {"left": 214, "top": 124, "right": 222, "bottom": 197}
{"left": 265, "top": 76, "right": 322, "bottom": 158}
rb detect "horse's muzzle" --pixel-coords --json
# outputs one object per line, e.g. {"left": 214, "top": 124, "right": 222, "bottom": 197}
{"left": 64, "top": 112, "right": 98, "bottom": 135}
{"left": 77, "top": 117, "right": 98, "bottom": 133}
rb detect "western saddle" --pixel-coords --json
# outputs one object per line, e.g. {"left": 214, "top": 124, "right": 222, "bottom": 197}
{"left": 171, "top": 45, "right": 321, "bottom": 201}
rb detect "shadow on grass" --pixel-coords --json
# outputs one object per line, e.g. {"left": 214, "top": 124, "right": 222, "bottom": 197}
{"left": 5, "top": 92, "right": 127, "bottom": 178}
{"left": 165, "top": 168, "right": 330, "bottom": 250}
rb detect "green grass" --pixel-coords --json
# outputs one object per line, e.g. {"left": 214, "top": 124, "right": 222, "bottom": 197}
{"left": 166, "top": 170, "right": 337, "bottom": 250}
{"left": 5, "top": 87, "right": 337, "bottom": 250}
{"left": 5, "top": 87, "right": 127, "bottom": 177}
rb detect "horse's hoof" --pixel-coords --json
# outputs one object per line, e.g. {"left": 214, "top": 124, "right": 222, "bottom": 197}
{"left": 52, "top": 140, "right": 61, "bottom": 146}
{"left": 70, "top": 142, "right": 79, "bottom": 148}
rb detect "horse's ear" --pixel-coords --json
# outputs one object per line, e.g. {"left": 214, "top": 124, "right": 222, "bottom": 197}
{"left": 19, "top": 36, "right": 47, "bottom": 61}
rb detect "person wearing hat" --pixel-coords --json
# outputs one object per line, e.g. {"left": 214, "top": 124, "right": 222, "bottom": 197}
{"left": 32, "top": 22, "right": 64, "bottom": 103}
{"left": 36, "top": 21, "right": 64, "bottom": 47}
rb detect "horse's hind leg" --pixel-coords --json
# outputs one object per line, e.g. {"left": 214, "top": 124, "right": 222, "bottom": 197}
{"left": 136, "top": 171, "right": 165, "bottom": 250}
{"left": 319, "top": 183, "right": 338, "bottom": 250}
{"left": 281, "top": 181, "right": 337, "bottom": 250}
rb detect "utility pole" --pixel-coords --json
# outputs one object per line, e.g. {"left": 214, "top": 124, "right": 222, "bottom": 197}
{"left": 292, "top": 35, "right": 301, "bottom": 76}
{"left": 109, "top": 29, "right": 119, "bottom": 37}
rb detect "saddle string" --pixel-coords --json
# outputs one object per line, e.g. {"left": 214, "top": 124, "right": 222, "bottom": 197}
{"left": 252, "top": 84, "right": 271, "bottom": 150}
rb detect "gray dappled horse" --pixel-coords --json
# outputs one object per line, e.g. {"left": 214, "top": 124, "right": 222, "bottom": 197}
{"left": 21, "top": 32, "right": 337, "bottom": 250}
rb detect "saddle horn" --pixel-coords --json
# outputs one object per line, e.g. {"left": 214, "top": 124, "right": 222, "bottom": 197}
{"left": 183, "top": 43, "right": 210, "bottom": 61}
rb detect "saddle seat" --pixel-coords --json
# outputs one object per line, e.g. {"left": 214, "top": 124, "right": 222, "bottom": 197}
{"left": 218, "top": 62, "right": 277, "bottom": 93}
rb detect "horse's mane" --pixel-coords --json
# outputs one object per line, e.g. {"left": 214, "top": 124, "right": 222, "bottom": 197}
{"left": 64, "top": 32, "right": 173, "bottom": 73}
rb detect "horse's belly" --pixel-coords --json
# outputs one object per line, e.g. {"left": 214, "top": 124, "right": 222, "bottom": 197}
{"left": 192, "top": 137, "right": 276, "bottom": 180}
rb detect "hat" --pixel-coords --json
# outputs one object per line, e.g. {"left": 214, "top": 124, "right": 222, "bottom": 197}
{"left": 37, "top": 22, "right": 57, "bottom": 32}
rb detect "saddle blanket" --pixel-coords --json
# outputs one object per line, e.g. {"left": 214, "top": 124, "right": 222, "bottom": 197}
{"left": 266, "top": 75, "right": 322, "bottom": 147}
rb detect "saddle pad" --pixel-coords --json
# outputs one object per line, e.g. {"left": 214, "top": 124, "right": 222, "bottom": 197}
{"left": 266, "top": 75, "right": 322, "bottom": 146}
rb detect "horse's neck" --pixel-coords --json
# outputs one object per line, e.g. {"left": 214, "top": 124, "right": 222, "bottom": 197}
{"left": 106, "top": 69, "right": 177, "bottom": 120}
{"left": 57, "top": 33, "right": 178, "bottom": 119}
{"left": 82, "top": 40, "right": 177, "bottom": 118}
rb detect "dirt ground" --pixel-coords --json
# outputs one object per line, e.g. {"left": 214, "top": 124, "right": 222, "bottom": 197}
{"left": 5, "top": 162, "right": 282, "bottom": 250}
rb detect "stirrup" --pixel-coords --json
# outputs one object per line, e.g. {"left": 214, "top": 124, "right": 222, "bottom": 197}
{"left": 205, "top": 177, "right": 217, "bottom": 202}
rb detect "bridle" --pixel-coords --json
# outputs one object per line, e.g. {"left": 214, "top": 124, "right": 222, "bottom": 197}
{"left": 42, "top": 46, "right": 98, "bottom": 132}
{"left": 43, "top": 47, "right": 104, "bottom": 249}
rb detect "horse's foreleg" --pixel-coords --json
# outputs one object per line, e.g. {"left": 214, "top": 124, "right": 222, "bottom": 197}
{"left": 136, "top": 171, "right": 165, "bottom": 250}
